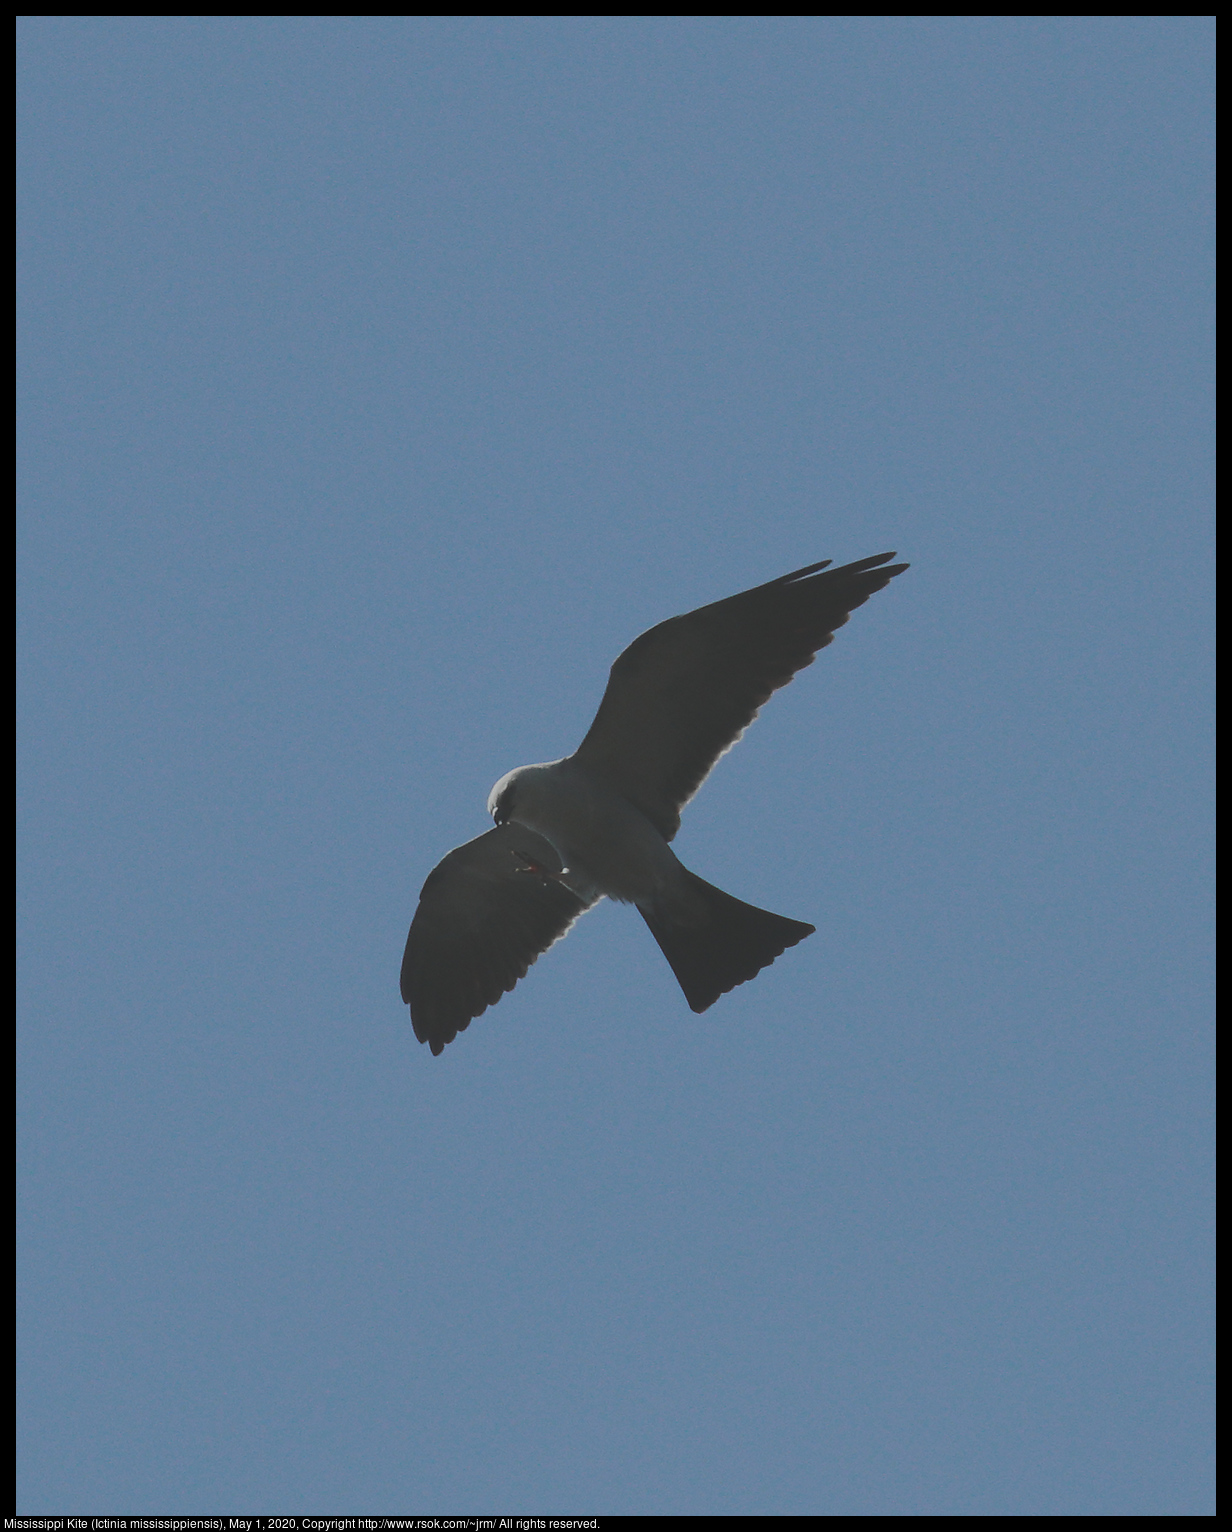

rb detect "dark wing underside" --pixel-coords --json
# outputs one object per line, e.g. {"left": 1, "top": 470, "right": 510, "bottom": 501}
{"left": 572, "top": 552, "right": 908, "bottom": 840}
{"left": 401, "top": 823, "right": 595, "bottom": 1054}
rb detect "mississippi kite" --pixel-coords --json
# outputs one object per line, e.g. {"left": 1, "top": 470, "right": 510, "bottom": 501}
{"left": 402, "top": 551, "right": 908, "bottom": 1053}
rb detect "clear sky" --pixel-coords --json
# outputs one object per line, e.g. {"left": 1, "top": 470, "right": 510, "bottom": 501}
{"left": 17, "top": 17, "right": 1213, "bottom": 1516}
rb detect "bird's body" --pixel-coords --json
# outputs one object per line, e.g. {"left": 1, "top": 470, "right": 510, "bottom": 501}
{"left": 402, "top": 552, "right": 908, "bottom": 1053}
{"left": 488, "top": 758, "right": 684, "bottom": 907}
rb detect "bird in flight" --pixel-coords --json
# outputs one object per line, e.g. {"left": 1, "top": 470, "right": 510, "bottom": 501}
{"left": 402, "top": 552, "right": 908, "bottom": 1053}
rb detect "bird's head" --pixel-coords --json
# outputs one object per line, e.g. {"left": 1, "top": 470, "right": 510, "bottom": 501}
{"left": 488, "top": 761, "right": 565, "bottom": 825}
{"left": 487, "top": 769, "right": 521, "bottom": 825}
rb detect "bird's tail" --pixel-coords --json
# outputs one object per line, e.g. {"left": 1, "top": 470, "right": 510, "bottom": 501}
{"left": 638, "top": 870, "right": 815, "bottom": 1013}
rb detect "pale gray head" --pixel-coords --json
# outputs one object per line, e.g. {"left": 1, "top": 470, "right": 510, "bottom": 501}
{"left": 487, "top": 769, "right": 521, "bottom": 825}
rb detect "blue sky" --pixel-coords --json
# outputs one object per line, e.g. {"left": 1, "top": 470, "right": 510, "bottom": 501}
{"left": 17, "top": 17, "right": 1213, "bottom": 1515}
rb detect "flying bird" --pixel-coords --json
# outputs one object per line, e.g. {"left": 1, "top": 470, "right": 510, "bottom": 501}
{"left": 402, "top": 551, "right": 908, "bottom": 1053}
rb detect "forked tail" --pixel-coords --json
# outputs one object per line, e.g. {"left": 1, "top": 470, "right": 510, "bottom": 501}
{"left": 639, "top": 870, "right": 815, "bottom": 1013}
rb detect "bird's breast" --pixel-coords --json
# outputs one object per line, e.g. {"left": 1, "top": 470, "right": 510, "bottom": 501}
{"left": 498, "top": 758, "right": 681, "bottom": 906}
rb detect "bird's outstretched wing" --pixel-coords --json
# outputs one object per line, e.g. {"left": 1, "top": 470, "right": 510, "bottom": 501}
{"left": 572, "top": 552, "right": 908, "bottom": 841}
{"left": 401, "top": 823, "right": 596, "bottom": 1054}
